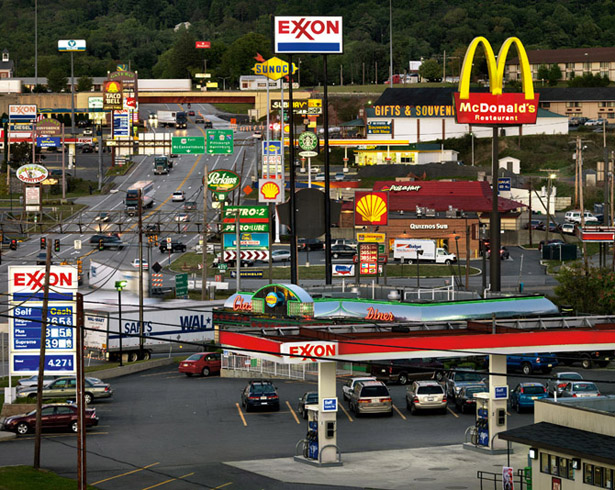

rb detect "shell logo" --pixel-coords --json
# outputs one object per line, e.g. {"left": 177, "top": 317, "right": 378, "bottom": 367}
{"left": 356, "top": 193, "right": 387, "bottom": 224}
{"left": 106, "top": 81, "right": 120, "bottom": 93}
{"left": 261, "top": 181, "right": 280, "bottom": 200}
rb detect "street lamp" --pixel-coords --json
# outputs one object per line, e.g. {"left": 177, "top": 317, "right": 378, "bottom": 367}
{"left": 546, "top": 173, "right": 557, "bottom": 243}
{"left": 115, "top": 280, "right": 127, "bottom": 366}
{"left": 416, "top": 249, "right": 423, "bottom": 289}
{"left": 217, "top": 77, "right": 230, "bottom": 91}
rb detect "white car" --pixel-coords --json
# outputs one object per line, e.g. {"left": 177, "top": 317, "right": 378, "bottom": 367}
{"left": 271, "top": 250, "right": 291, "bottom": 262}
{"left": 564, "top": 210, "right": 599, "bottom": 224}
{"left": 175, "top": 213, "right": 190, "bottom": 222}
{"left": 172, "top": 191, "right": 185, "bottom": 202}
{"left": 342, "top": 376, "right": 377, "bottom": 401}
{"left": 252, "top": 131, "right": 262, "bottom": 139}
{"left": 131, "top": 258, "right": 149, "bottom": 270}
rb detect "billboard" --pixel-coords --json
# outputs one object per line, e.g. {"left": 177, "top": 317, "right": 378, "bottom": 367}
{"left": 454, "top": 37, "right": 539, "bottom": 125}
{"left": 9, "top": 104, "right": 37, "bottom": 121}
{"left": 274, "top": 16, "right": 343, "bottom": 54}
{"left": 58, "top": 39, "right": 86, "bottom": 52}
{"left": 354, "top": 191, "right": 389, "bottom": 226}
{"left": 103, "top": 80, "right": 123, "bottom": 110}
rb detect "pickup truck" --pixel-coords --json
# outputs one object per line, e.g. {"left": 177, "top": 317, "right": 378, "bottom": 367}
{"left": 557, "top": 350, "right": 613, "bottom": 369}
{"left": 443, "top": 369, "right": 486, "bottom": 400}
{"left": 159, "top": 241, "right": 187, "bottom": 253}
{"left": 507, "top": 353, "right": 558, "bottom": 375}
{"left": 369, "top": 358, "right": 444, "bottom": 385}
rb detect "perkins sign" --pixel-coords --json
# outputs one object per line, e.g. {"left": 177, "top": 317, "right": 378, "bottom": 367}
{"left": 454, "top": 37, "right": 539, "bottom": 125}
{"left": 207, "top": 170, "right": 240, "bottom": 193}
{"left": 274, "top": 16, "right": 343, "bottom": 54}
{"left": 281, "top": 341, "right": 338, "bottom": 363}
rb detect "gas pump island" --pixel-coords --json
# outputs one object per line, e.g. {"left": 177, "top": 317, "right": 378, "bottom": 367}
{"left": 216, "top": 285, "right": 615, "bottom": 464}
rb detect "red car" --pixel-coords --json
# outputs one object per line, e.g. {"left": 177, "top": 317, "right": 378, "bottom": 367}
{"left": 178, "top": 352, "right": 222, "bottom": 377}
{"left": 2, "top": 404, "right": 98, "bottom": 435}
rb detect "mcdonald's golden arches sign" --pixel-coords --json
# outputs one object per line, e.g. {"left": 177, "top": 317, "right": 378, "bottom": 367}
{"left": 454, "top": 37, "right": 539, "bottom": 125}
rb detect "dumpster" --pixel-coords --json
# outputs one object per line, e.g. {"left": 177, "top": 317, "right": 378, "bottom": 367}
{"left": 542, "top": 243, "right": 577, "bottom": 261}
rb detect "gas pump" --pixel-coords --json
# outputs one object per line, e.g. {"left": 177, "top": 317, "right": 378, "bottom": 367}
{"left": 306, "top": 407, "right": 319, "bottom": 460}
{"left": 475, "top": 393, "right": 490, "bottom": 446}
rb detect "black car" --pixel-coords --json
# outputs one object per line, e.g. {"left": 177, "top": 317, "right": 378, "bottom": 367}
{"left": 195, "top": 116, "right": 205, "bottom": 124}
{"left": 82, "top": 144, "right": 94, "bottom": 153}
{"left": 454, "top": 384, "right": 488, "bottom": 414}
{"left": 203, "top": 121, "right": 213, "bottom": 129}
{"left": 297, "top": 391, "right": 318, "bottom": 419}
{"left": 145, "top": 224, "right": 161, "bottom": 235}
{"left": 89, "top": 235, "right": 124, "bottom": 250}
{"left": 159, "top": 241, "right": 187, "bottom": 253}
{"left": 36, "top": 252, "right": 53, "bottom": 265}
{"left": 369, "top": 358, "right": 445, "bottom": 385}
{"left": 298, "top": 238, "right": 324, "bottom": 251}
{"left": 241, "top": 380, "right": 280, "bottom": 412}
{"left": 331, "top": 244, "right": 356, "bottom": 259}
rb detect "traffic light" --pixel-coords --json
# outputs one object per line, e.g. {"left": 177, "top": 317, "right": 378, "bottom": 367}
{"left": 9, "top": 239, "right": 17, "bottom": 250}
{"left": 98, "top": 239, "right": 104, "bottom": 251}
{"left": 54, "top": 239, "right": 60, "bottom": 252}
{"left": 40, "top": 237, "right": 46, "bottom": 249}
{"left": 77, "top": 259, "right": 83, "bottom": 276}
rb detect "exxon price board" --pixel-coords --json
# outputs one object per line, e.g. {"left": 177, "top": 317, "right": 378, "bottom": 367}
{"left": 274, "top": 17, "right": 343, "bottom": 54}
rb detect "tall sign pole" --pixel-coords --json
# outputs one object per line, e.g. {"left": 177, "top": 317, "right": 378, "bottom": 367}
{"left": 323, "top": 55, "right": 332, "bottom": 284}
{"left": 201, "top": 165, "right": 208, "bottom": 300}
{"left": 288, "top": 55, "right": 298, "bottom": 284}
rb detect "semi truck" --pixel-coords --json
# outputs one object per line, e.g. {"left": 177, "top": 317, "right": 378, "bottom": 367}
{"left": 392, "top": 239, "right": 456, "bottom": 264}
{"left": 125, "top": 180, "right": 154, "bottom": 216}
{"left": 84, "top": 300, "right": 215, "bottom": 362}
{"left": 175, "top": 111, "right": 188, "bottom": 129}
{"left": 153, "top": 156, "right": 170, "bottom": 175}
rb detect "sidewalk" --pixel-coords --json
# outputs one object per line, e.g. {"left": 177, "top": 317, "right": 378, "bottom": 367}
{"left": 227, "top": 443, "right": 529, "bottom": 489}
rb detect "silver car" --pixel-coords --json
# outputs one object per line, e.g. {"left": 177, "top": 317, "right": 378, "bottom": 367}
{"left": 558, "top": 381, "right": 601, "bottom": 398}
{"left": 17, "top": 375, "right": 61, "bottom": 390}
{"left": 16, "top": 377, "right": 113, "bottom": 404}
{"left": 406, "top": 380, "right": 447, "bottom": 415}
{"left": 348, "top": 380, "right": 392, "bottom": 416}
{"left": 547, "top": 371, "right": 583, "bottom": 396}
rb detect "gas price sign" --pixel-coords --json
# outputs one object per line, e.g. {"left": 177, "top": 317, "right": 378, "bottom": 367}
{"left": 358, "top": 243, "right": 379, "bottom": 275}
{"left": 12, "top": 305, "right": 74, "bottom": 350}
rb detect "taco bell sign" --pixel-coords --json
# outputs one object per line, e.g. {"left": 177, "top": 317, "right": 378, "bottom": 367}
{"left": 274, "top": 16, "right": 343, "bottom": 54}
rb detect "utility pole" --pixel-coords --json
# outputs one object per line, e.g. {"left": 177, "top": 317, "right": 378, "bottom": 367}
{"left": 201, "top": 165, "right": 208, "bottom": 300}
{"left": 76, "top": 292, "right": 86, "bottom": 490}
{"left": 138, "top": 189, "right": 144, "bottom": 355}
{"left": 489, "top": 128, "right": 501, "bottom": 292}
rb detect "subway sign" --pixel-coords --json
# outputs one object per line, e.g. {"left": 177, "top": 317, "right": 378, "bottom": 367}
{"left": 454, "top": 37, "right": 539, "bottom": 125}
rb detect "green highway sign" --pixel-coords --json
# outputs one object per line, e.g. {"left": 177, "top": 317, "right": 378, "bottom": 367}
{"left": 206, "top": 129, "right": 234, "bottom": 154}
{"left": 221, "top": 223, "right": 269, "bottom": 233}
{"left": 172, "top": 136, "right": 205, "bottom": 154}
{"left": 175, "top": 273, "right": 188, "bottom": 296}
{"left": 218, "top": 263, "right": 228, "bottom": 271}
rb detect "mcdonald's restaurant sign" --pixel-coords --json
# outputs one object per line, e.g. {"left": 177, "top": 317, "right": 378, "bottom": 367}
{"left": 454, "top": 37, "right": 539, "bottom": 125}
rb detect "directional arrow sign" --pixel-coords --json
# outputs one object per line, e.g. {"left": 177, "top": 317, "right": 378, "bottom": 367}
{"left": 172, "top": 136, "right": 205, "bottom": 154}
{"left": 206, "top": 129, "right": 234, "bottom": 154}
{"left": 223, "top": 250, "right": 269, "bottom": 262}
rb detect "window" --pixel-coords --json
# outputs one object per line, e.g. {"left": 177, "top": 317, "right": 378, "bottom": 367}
{"left": 599, "top": 102, "right": 615, "bottom": 108}
{"left": 601, "top": 62, "right": 610, "bottom": 70}
{"left": 56, "top": 406, "right": 74, "bottom": 415}
{"left": 567, "top": 102, "right": 582, "bottom": 108}
{"left": 540, "top": 452, "right": 574, "bottom": 481}
{"left": 566, "top": 63, "right": 575, "bottom": 70}
{"left": 584, "top": 62, "right": 592, "bottom": 71}
{"left": 540, "top": 102, "right": 551, "bottom": 108}
{"left": 583, "top": 463, "right": 615, "bottom": 487}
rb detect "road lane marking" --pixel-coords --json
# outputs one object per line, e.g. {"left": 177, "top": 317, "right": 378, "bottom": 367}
{"left": 392, "top": 404, "right": 407, "bottom": 420}
{"left": 141, "top": 472, "right": 194, "bottom": 490}
{"left": 339, "top": 403, "right": 353, "bottom": 422}
{"left": 213, "top": 483, "right": 233, "bottom": 489}
{"left": 286, "top": 401, "right": 301, "bottom": 424}
{"left": 236, "top": 403, "right": 247, "bottom": 427}
{"left": 91, "top": 462, "right": 160, "bottom": 485}
{"left": 139, "top": 371, "right": 177, "bottom": 377}
{"left": 447, "top": 406, "right": 459, "bottom": 418}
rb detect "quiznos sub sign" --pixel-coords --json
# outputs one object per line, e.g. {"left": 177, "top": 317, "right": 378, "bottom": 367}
{"left": 454, "top": 37, "right": 539, "bottom": 125}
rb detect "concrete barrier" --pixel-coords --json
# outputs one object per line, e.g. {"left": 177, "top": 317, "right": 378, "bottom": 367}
{"left": 1, "top": 403, "right": 36, "bottom": 417}
{"left": 93, "top": 357, "right": 176, "bottom": 380}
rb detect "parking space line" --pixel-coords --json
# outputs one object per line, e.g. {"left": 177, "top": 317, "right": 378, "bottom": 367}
{"left": 164, "top": 375, "right": 184, "bottom": 379}
{"left": 392, "top": 404, "right": 407, "bottom": 420}
{"left": 339, "top": 403, "right": 353, "bottom": 422}
{"left": 141, "top": 472, "right": 194, "bottom": 490}
{"left": 447, "top": 406, "right": 459, "bottom": 418}
{"left": 91, "top": 462, "right": 160, "bottom": 485}
{"left": 140, "top": 371, "right": 177, "bottom": 377}
{"left": 236, "top": 403, "right": 247, "bottom": 427}
{"left": 213, "top": 483, "right": 233, "bottom": 489}
{"left": 286, "top": 401, "right": 301, "bottom": 424}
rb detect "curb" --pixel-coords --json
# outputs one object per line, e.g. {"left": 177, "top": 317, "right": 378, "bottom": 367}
{"left": 0, "top": 431, "right": 17, "bottom": 441}
{"left": 93, "top": 357, "right": 176, "bottom": 380}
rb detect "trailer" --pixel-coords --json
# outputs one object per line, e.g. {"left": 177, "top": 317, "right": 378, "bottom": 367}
{"left": 125, "top": 180, "right": 154, "bottom": 215}
{"left": 138, "top": 79, "right": 192, "bottom": 92}
{"left": 84, "top": 300, "right": 217, "bottom": 362}
{"left": 157, "top": 110, "right": 177, "bottom": 128}
{"left": 393, "top": 239, "right": 456, "bottom": 264}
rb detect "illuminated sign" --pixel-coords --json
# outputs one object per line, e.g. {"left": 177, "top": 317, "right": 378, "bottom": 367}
{"left": 365, "top": 307, "right": 394, "bottom": 322}
{"left": 274, "top": 16, "right": 343, "bottom": 54}
{"left": 259, "top": 179, "right": 284, "bottom": 203}
{"left": 409, "top": 223, "right": 449, "bottom": 230}
{"left": 355, "top": 191, "right": 388, "bottom": 226}
{"left": 103, "top": 81, "right": 123, "bottom": 110}
{"left": 16, "top": 164, "right": 48, "bottom": 184}
{"left": 367, "top": 121, "right": 392, "bottom": 134}
{"left": 454, "top": 37, "right": 539, "bottom": 125}
{"left": 381, "top": 184, "right": 421, "bottom": 192}
{"left": 373, "top": 105, "right": 456, "bottom": 118}
{"left": 252, "top": 57, "right": 297, "bottom": 81}
{"left": 208, "top": 170, "right": 240, "bottom": 193}
{"left": 57, "top": 39, "right": 86, "bottom": 52}
{"left": 233, "top": 296, "right": 252, "bottom": 312}
{"left": 357, "top": 232, "right": 386, "bottom": 243}
{"left": 281, "top": 341, "right": 338, "bottom": 363}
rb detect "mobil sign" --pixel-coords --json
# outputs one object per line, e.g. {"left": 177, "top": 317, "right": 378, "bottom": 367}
{"left": 9, "top": 265, "right": 78, "bottom": 301}
{"left": 281, "top": 341, "right": 338, "bottom": 363}
{"left": 274, "top": 16, "right": 343, "bottom": 54}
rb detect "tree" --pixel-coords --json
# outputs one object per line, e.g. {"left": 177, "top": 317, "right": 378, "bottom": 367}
{"left": 555, "top": 263, "right": 615, "bottom": 314}
{"left": 537, "top": 64, "right": 550, "bottom": 83}
{"left": 548, "top": 64, "right": 562, "bottom": 86}
{"left": 419, "top": 59, "right": 441, "bottom": 82}
{"left": 77, "top": 76, "right": 93, "bottom": 92}
{"left": 47, "top": 68, "right": 68, "bottom": 93}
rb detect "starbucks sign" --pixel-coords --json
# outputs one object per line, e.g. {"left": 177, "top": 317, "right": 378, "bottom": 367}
{"left": 208, "top": 170, "right": 240, "bottom": 193}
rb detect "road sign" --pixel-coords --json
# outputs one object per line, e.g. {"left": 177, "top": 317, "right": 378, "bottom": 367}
{"left": 166, "top": 237, "right": 172, "bottom": 244}
{"left": 497, "top": 177, "right": 511, "bottom": 192}
{"left": 223, "top": 250, "right": 269, "bottom": 262}
{"left": 230, "top": 270, "right": 264, "bottom": 279}
{"left": 172, "top": 136, "right": 205, "bottom": 154}
{"left": 74, "top": 240, "right": 82, "bottom": 250}
{"left": 218, "top": 263, "right": 228, "bottom": 272}
{"left": 175, "top": 273, "right": 188, "bottom": 296}
{"left": 206, "top": 129, "right": 234, "bottom": 154}
{"left": 223, "top": 205, "right": 269, "bottom": 223}
{"left": 221, "top": 222, "right": 269, "bottom": 233}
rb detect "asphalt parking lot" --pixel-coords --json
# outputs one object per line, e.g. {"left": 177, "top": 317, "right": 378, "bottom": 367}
{"left": 1, "top": 363, "right": 614, "bottom": 489}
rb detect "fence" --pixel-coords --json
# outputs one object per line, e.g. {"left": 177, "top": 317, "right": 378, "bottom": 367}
{"left": 477, "top": 468, "right": 531, "bottom": 490}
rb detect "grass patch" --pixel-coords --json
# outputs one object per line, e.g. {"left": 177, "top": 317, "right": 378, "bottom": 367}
{"left": 105, "top": 160, "right": 135, "bottom": 177}
{"left": 0, "top": 466, "right": 99, "bottom": 490}
{"left": 211, "top": 103, "right": 253, "bottom": 114}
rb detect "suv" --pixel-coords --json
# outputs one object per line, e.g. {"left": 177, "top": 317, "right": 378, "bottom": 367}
{"left": 507, "top": 353, "right": 558, "bottom": 375}
{"left": 90, "top": 235, "right": 124, "bottom": 250}
{"left": 348, "top": 380, "right": 392, "bottom": 416}
{"left": 240, "top": 380, "right": 280, "bottom": 412}
{"left": 370, "top": 358, "right": 444, "bottom": 385}
{"left": 342, "top": 376, "right": 376, "bottom": 401}
{"left": 444, "top": 370, "right": 486, "bottom": 400}
{"left": 159, "top": 241, "right": 187, "bottom": 253}
{"left": 565, "top": 210, "right": 599, "bottom": 224}
{"left": 405, "top": 380, "right": 447, "bottom": 414}
{"left": 183, "top": 201, "right": 197, "bottom": 211}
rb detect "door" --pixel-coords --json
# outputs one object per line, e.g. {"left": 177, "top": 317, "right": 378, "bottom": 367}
{"left": 40, "top": 406, "right": 58, "bottom": 429}
{"left": 205, "top": 354, "right": 221, "bottom": 374}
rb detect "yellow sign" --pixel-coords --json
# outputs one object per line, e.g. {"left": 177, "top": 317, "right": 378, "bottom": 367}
{"left": 252, "top": 57, "right": 297, "bottom": 81}
{"left": 308, "top": 99, "right": 322, "bottom": 108}
{"left": 357, "top": 232, "right": 386, "bottom": 243}
{"left": 206, "top": 82, "right": 218, "bottom": 88}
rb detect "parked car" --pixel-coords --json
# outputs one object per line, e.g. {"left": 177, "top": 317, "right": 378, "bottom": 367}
{"left": 271, "top": 249, "right": 291, "bottom": 262}
{"left": 331, "top": 244, "right": 357, "bottom": 259}
{"left": 342, "top": 377, "right": 377, "bottom": 401}
{"left": 240, "top": 380, "right": 280, "bottom": 412}
{"left": 560, "top": 223, "right": 576, "bottom": 235}
{"left": 525, "top": 220, "right": 545, "bottom": 230}
{"left": 159, "top": 241, "right": 187, "bottom": 253}
{"left": 509, "top": 382, "right": 548, "bottom": 412}
{"left": 90, "top": 235, "right": 124, "bottom": 250}
{"left": 178, "top": 352, "right": 221, "bottom": 377}
{"left": 558, "top": 381, "right": 601, "bottom": 398}
{"left": 348, "top": 380, "right": 393, "bottom": 416}
{"left": 557, "top": 350, "right": 614, "bottom": 369}
{"left": 130, "top": 258, "right": 149, "bottom": 270}
{"left": 584, "top": 118, "right": 605, "bottom": 127}
{"left": 297, "top": 391, "right": 319, "bottom": 419}
{"left": 405, "top": 380, "right": 447, "bottom": 415}
{"left": 172, "top": 191, "right": 185, "bottom": 202}
{"left": 1, "top": 403, "right": 99, "bottom": 435}
{"left": 17, "top": 375, "right": 61, "bottom": 390}
{"left": 454, "top": 384, "right": 488, "bottom": 414}
{"left": 547, "top": 372, "right": 583, "bottom": 397}
{"left": 569, "top": 116, "right": 588, "bottom": 126}
{"left": 564, "top": 210, "right": 599, "bottom": 224}
{"left": 213, "top": 253, "right": 254, "bottom": 268}
{"left": 538, "top": 239, "right": 565, "bottom": 251}
{"left": 334, "top": 172, "right": 345, "bottom": 181}
{"left": 332, "top": 239, "right": 358, "bottom": 249}
{"left": 444, "top": 370, "right": 487, "bottom": 400}
{"left": 369, "top": 358, "right": 445, "bottom": 385}
{"left": 16, "top": 377, "right": 113, "bottom": 404}
{"left": 507, "top": 353, "right": 558, "bottom": 375}
{"left": 298, "top": 238, "right": 324, "bottom": 251}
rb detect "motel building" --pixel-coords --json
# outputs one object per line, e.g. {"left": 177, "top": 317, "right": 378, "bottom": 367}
{"left": 364, "top": 87, "right": 569, "bottom": 147}
{"left": 339, "top": 180, "right": 525, "bottom": 258}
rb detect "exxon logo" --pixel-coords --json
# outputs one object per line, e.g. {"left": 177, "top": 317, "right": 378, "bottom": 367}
{"left": 13, "top": 270, "right": 75, "bottom": 290}
{"left": 275, "top": 16, "right": 343, "bottom": 54}
{"left": 281, "top": 341, "right": 338, "bottom": 363}
{"left": 277, "top": 18, "right": 340, "bottom": 41}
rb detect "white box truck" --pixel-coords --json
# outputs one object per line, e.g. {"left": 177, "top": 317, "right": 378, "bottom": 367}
{"left": 84, "top": 300, "right": 216, "bottom": 362}
{"left": 157, "top": 110, "right": 177, "bottom": 127}
{"left": 393, "top": 239, "right": 456, "bottom": 264}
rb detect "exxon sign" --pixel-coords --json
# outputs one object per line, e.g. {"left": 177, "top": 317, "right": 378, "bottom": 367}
{"left": 9, "top": 266, "right": 78, "bottom": 298}
{"left": 274, "top": 16, "right": 343, "bottom": 54}
{"left": 280, "top": 341, "right": 338, "bottom": 363}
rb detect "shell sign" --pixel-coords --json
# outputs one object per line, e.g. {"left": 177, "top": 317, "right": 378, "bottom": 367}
{"left": 258, "top": 178, "right": 285, "bottom": 203}
{"left": 355, "top": 191, "right": 388, "bottom": 226}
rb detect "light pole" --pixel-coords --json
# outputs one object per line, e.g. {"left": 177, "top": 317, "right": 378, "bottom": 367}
{"left": 217, "top": 77, "right": 229, "bottom": 91}
{"left": 389, "top": 0, "right": 393, "bottom": 85}
{"left": 546, "top": 173, "right": 556, "bottom": 243}
{"left": 470, "top": 131, "right": 475, "bottom": 166}
{"left": 114, "top": 280, "right": 127, "bottom": 367}
{"left": 416, "top": 249, "right": 423, "bottom": 289}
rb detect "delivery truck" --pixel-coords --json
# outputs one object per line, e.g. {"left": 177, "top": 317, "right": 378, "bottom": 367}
{"left": 84, "top": 300, "right": 217, "bottom": 362}
{"left": 157, "top": 110, "right": 177, "bottom": 128}
{"left": 392, "top": 239, "right": 456, "bottom": 264}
